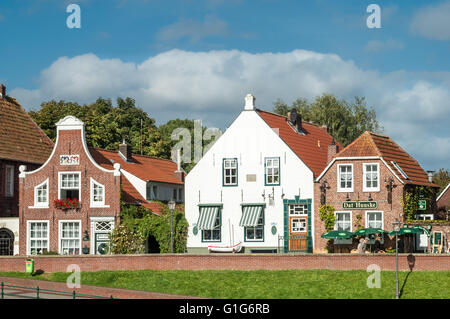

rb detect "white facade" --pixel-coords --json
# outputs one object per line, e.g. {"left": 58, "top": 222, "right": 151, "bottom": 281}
{"left": 185, "top": 96, "right": 316, "bottom": 253}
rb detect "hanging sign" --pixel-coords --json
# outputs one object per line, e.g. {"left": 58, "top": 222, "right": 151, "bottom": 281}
{"left": 342, "top": 201, "right": 378, "bottom": 209}
{"left": 60, "top": 155, "right": 80, "bottom": 165}
{"left": 418, "top": 200, "right": 427, "bottom": 210}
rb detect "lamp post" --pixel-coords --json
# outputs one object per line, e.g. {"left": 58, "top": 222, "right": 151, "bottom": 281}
{"left": 392, "top": 218, "right": 401, "bottom": 299}
{"left": 168, "top": 200, "right": 176, "bottom": 254}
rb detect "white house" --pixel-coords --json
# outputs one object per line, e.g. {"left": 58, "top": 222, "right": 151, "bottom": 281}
{"left": 185, "top": 94, "right": 340, "bottom": 253}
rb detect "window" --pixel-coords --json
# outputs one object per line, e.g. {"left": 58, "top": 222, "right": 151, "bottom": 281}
{"left": 291, "top": 218, "right": 307, "bottom": 232}
{"left": 28, "top": 222, "right": 49, "bottom": 255}
{"left": 202, "top": 211, "right": 221, "bottom": 242}
{"left": 265, "top": 157, "right": 280, "bottom": 185}
{"left": 245, "top": 211, "right": 264, "bottom": 241}
{"left": 335, "top": 212, "right": 352, "bottom": 232}
{"left": 60, "top": 221, "right": 81, "bottom": 255}
{"left": 5, "top": 165, "right": 14, "bottom": 197}
{"left": 34, "top": 179, "right": 49, "bottom": 207}
{"left": 152, "top": 185, "right": 158, "bottom": 199}
{"left": 416, "top": 214, "right": 433, "bottom": 221}
{"left": 337, "top": 164, "right": 353, "bottom": 192}
{"left": 366, "top": 211, "right": 383, "bottom": 229}
{"left": 288, "top": 204, "right": 308, "bottom": 216}
{"left": 363, "top": 163, "right": 380, "bottom": 192}
{"left": 90, "top": 179, "right": 105, "bottom": 207}
{"left": 178, "top": 188, "right": 183, "bottom": 201}
{"left": 173, "top": 188, "right": 177, "bottom": 201}
{"left": 59, "top": 172, "right": 81, "bottom": 201}
{"left": 223, "top": 158, "right": 238, "bottom": 186}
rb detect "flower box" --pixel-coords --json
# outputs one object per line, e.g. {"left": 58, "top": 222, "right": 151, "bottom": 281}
{"left": 54, "top": 198, "right": 80, "bottom": 210}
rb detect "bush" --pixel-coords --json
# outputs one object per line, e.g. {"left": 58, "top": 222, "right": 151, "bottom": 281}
{"left": 109, "top": 224, "right": 146, "bottom": 254}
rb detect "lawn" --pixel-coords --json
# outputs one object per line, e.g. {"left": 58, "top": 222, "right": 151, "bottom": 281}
{"left": 0, "top": 269, "right": 449, "bottom": 299}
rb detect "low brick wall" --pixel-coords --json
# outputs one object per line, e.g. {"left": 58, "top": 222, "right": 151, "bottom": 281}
{"left": 1, "top": 254, "right": 449, "bottom": 273}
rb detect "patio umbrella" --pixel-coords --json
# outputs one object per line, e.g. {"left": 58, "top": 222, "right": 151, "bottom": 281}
{"left": 353, "top": 228, "right": 387, "bottom": 236}
{"left": 321, "top": 230, "right": 354, "bottom": 239}
{"left": 321, "top": 230, "right": 354, "bottom": 253}
{"left": 388, "top": 227, "right": 423, "bottom": 236}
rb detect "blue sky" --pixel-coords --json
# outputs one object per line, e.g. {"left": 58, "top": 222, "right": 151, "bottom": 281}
{"left": 0, "top": 0, "right": 449, "bottom": 170}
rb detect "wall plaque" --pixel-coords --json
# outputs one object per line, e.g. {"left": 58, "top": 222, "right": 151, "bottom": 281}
{"left": 342, "top": 201, "right": 378, "bottom": 209}
{"left": 60, "top": 155, "right": 80, "bottom": 166}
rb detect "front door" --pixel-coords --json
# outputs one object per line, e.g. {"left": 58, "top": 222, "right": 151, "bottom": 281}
{"left": 287, "top": 203, "right": 308, "bottom": 251}
{"left": 95, "top": 233, "right": 110, "bottom": 255}
{"left": 0, "top": 228, "right": 14, "bottom": 256}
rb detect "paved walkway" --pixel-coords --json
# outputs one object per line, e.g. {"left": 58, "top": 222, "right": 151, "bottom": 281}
{"left": 0, "top": 276, "right": 204, "bottom": 299}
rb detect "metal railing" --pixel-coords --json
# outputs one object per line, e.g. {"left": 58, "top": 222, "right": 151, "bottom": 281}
{"left": 0, "top": 281, "right": 114, "bottom": 299}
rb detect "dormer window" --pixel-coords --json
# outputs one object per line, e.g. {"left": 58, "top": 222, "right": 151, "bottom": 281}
{"left": 90, "top": 178, "right": 105, "bottom": 207}
{"left": 34, "top": 179, "right": 49, "bottom": 207}
{"left": 59, "top": 172, "right": 80, "bottom": 201}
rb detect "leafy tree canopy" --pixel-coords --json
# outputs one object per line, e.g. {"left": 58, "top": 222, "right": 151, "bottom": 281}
{"left": 433, "top": 168, "right": 450, "bottom": 196}
{"left": 273, "top": 94, "right": 382, "bottom": 146}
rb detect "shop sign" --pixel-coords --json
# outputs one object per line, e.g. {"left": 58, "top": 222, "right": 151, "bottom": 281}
{"left": 418, "top": 200, "right": 427, "bottom": 210}
{"left": 342, "top": 201, "right": 378, "bottom": 209}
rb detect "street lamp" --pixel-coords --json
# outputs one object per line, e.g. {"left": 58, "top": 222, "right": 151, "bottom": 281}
{"left": 392, "top": 218, "right": 401, "bottom": 299}
{"left": 168, "top": 200, "right": 176, "bottom": 254}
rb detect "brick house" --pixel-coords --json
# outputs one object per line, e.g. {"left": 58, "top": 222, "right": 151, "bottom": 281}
{"left": 314, "top": 131, "right": 439, "bottom": 253}
{"left": 0, "top": 84, "right": 54, "bottom": 255}
{"left": 19, "top": 115, "right": 184, "bottom": 256}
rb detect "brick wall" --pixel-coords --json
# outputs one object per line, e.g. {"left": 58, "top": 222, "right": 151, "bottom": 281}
{"left": 19, "top": 126, "right": 121, "bottom": 255}
{"left": 0, "top": 254, "right": 449, "bottom": 273}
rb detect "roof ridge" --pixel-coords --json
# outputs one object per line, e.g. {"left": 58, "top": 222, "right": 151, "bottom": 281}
{"left": 90, "top": 147, "right": 176, "bottom": 164}
{"left": 256, "top": 108, "right": 331, "bottom": 129}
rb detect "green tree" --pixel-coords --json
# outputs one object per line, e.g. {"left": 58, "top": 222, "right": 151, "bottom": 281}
{"left": 272, "top": 94, "right": 382, "bottom": 146}
{"left": 109, "top": 223, "right": 146, "bottom": 254}
{"left": 433, "top": 168, "right": 450, "bottom": 196}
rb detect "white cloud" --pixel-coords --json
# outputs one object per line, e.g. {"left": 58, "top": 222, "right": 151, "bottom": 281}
{"left": 410, "top": 1, "right": 450, "bottom": 41}
{"left": 364, "top": 39, "right": 404, "bottom": 52}
{"left": 10, "top": 49, "right": 450, "bottom": 170}
{"left": 156, "top": 15, "right": 229, "bottom": 43}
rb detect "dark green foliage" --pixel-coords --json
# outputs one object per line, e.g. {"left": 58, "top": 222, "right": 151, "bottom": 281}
{"left": 273, "top": 94, "right": 382, "bottom": 146}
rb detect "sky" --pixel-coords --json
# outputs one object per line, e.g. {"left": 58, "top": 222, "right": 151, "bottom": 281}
{"left": 0, "top": 0, "right": 449, "bottom": 171}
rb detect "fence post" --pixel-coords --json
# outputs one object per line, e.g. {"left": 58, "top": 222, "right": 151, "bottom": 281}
{"left": 110, "top": 295, "right": 113, "bottom": 299}
{"left": 73, "top": 290, "right": 76, "bottom": 300}
{"left": 36, "top": 286, "right": 39, "bottom": 299}
{"left": 1, "top": 282, "right": 4, "bottom": 299}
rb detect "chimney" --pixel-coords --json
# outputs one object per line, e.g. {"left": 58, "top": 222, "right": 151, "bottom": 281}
{"left": 426, "top": 170, "right": 435, "bottom": 183}
{"left": 0, "top": 84, "right": 5, "bottom": 99}
{"left": 327, "top": 139, "right": 338, "bottom": 164}
{"left": 287, "top": 109, "right": 302, "bottom": 133}
{"left": 119, "top": 139, "right": 133, "bottom": 162}
{"left": 321, "top": 125, "right": 328, "bottom": 132}
{"left": 174, "top": 149, "right": 184, "bottom": 182}
{"left": 244, "top": 93, "right": 255, "bottom": 111}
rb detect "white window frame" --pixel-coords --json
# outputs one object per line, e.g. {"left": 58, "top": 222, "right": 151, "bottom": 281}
{"left": 58, "top": 220, "right": 82, "bottom": 255}
{"left": 363, "top": 163, "right": 380, "bottom": 192}
{"left": 365, "top": 211, "right": 384, "bottom": 229}
{"left": 90, "top": 178, "right": 108, "bottom": 208}
{"left": 90, "top": 217, "right": 115, "bottom": 255}
{"left": 291, "top": 218, "right": 307, "bottom": 233}
{"left": 265, "top": 157, "right": 280, "bottom": 185}
{"left": 288, "top": 204, "right": 308, "bottom": 216}
{"left": 33, "top": 179, "right": 49, "bottom": 208}
{"left": 223, "top": 158, "right": 238, "bottom": 186}
{"left": 27, "top": 220, "right": 50, "bottom": 255}
{"left": 334, "top": 211, "right": 352, "bottom": 232}
{"left": 58, "top": 171, "right": 81, "bottom": 201}
{"left": 416, "top": 214, "right": 433, "bottom": 221}
{"left": 337, "top": 164, "right": 354, "bottom": 192}
{"left": 5, "top": 165, "right": 14, "bottom": 197}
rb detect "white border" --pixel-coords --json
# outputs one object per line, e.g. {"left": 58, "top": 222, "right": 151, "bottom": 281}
{"left": 27, "top": 220, "right": 49, "bottom": 256}
{"left": 337, "top": 163, "right": 354, "bottom": 193}
{"left": 334, "top": 211, "right": 353, "bottom": 232}
{"left": 90, "top": 178, "right": 109, "bottom": 208}
{"left": 363, "top": 163, "right": 380, "bottom": 192}
{"left": 365, "top": 211, "right": 384, "bottom": 229}
{"left": 58, "top": 171, "right": 82, "bottom": 201}
{"left": 437, "top": 183, "right": 450, "bottom": 202}
{"left": 90, "top": 217, "right": 115, "bottom": 255}
{"left": 58, "top": 220, "right": 82, "bottom": 255}
{"left": 30, "top": 178, "right": 49, "bottom": 208}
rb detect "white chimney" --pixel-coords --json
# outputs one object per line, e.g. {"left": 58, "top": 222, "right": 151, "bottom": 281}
{"left": 0, "top": 84, "right": 5, "bottom": 99}
{"left": 244, "top": 93, "right": 255, "bottom": 111}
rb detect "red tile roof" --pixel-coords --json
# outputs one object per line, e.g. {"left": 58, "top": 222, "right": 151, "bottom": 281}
{"left": 89, "top": 148, "right": 183, "bottom": 185}
{"left": 336, "top": 131, "right": 438, "bottom": 187}
{"left": 0, "top": 96, "right": 54, "bottom": 164}
{"left": 256, "top": 109, "right": 343, "bottom": 177}
{"left": 121, "top": 174, "right": 164, "bottom": 215}
{"left": 89, "top": 148, "right": 184, "bottom": 215}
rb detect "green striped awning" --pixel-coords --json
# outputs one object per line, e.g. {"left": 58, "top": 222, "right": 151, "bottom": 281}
{"left": 239, "top": 205, "right": 263, "bottom": 227}
{"left": 197, "top": 206, "right": 220, "bottom": 230}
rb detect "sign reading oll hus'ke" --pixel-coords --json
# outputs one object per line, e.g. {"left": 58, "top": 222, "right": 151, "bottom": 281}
{"left": 342, "top": 201, "right": 378, "bottom": 209}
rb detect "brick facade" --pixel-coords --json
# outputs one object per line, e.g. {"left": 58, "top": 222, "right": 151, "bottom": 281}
{"left": 0, "top": 254, "right": 449, "bottom": 272}
{"left": 19, "top": 116, "right": 121, "bottom": 256}
{"left": 314, "top": 158, "right": 405, "bottom": 253}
